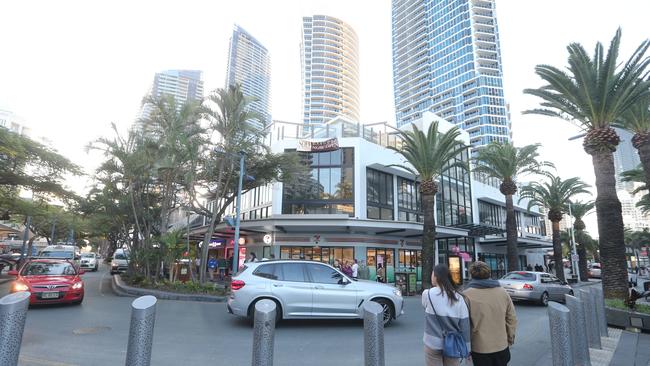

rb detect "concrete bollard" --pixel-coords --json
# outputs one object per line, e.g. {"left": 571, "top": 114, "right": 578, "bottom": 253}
{"left": 579, "top": 288, "right": 601, "bottom": 349}
{"left": 0, "top": 292, "right": 31, "bottom": 366}
{"left": 363, "top": 301, "right": 385, "bottom": 366}
{"left": 252, "top": 299, "right": 276, "bottom": 366}
{"left": 547, "top": 302, "right": 574, "bottom": 366}
{"left": 125, "top": 295, "right": 157, "bottom": 366}
{"left": 565, "top": 294, "right": 591, "bottom": 366}
{"left": 590, "top": 287, "right": 608, "bottom": 337}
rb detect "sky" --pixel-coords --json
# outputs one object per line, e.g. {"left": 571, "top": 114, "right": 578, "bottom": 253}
{"left": 1, "top": 0, "right": 649, "bottom": 235}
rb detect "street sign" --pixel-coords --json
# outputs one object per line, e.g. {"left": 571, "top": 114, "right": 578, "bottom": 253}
{"left": 571, "top": 254, "right": 579, "bottom": 262}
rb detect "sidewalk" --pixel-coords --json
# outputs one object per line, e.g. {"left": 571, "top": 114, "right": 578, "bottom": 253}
{"left": 609, "top": 330, "right": 650, "bottom": 366}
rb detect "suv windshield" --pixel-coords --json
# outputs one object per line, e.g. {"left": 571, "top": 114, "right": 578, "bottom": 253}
{"left": 114, "top": 253, "right": 128, "bottom": 260}
{"left": 40, "top": 251, "right": 74, "bottom": 259}
{"left": 22, "top": 262, "right": 76, "bottom": 276}
{"left": 502, "top": 272, "right": 536, "bottom": 281}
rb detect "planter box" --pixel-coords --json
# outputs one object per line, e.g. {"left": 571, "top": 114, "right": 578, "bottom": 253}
{"left": 606, "top": 306, "right": 650, "bottom": 332}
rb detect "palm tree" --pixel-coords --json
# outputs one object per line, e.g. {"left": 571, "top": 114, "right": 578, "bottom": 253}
{"left": 621, "top": 167, "right": 650, "bottom": 213}
{"left": 524, "top": 29, "right": 650, "bottom": 300}
{"left": 618, "top": 95, "right": 650, "bottom": 188}
{"left": 472, "top": 142, "right": 554, "bottom": 272}
{"left": 388, "top": 122, "right": 467, "bottom": 289}
{"left": 569, "top": 200, "right": 595, "bottom": 282}
{"left": 519, "top": 176, "right": 590, "bottom": 282}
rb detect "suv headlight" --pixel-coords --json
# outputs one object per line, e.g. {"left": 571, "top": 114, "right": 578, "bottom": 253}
{"left": 393, "top": 288, "right": 402, "bottom": 297}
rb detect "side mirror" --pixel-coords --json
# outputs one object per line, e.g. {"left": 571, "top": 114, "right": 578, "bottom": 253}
{"left": 78, "top": 270, "right": 86, "bottom": 275}
{"left": 338, "top": 278, "right": 349, "bottom": 285}
{"left": 8, "top": 270, "right": 18, "bottom": 276}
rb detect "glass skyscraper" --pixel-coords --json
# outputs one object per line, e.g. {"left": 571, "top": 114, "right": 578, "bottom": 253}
{"left": 392, "top": 0, "right": 512, "bottom": 150}
{"left": 140, "top": 69, "right": 204, "bottom": 120}
{"left": 301, "top": 15, "right": 360, "bottom": 127}
{"left": 226, "top": 25, "right": 271, "bottom": 130}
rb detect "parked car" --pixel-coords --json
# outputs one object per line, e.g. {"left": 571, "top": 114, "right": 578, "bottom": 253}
{"left": 498, "top": 271, "right": 573, "bottom": 306}
{"left": 227, "top": 260, "right": 404, "bottom": 326}
{"left": 110, "top": 249, "right": 129, "bottom": 274}
{"left": 588, "top": 263, "right": 602, "bottom": 278}
{"left": 628, "top": 268, "right": 638, "bottom": 287}
{"left": 8, "top": 259, "right": 85, "bottom": 305}
{"left": 80, "top": 252, "right": 99, "bottom": 272}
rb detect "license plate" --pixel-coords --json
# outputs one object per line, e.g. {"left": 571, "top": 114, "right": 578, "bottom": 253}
{"left": 42, "top": 291, "right": 59, "bottom": 299}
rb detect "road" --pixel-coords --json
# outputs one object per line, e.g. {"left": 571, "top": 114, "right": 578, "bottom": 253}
{"left": 0, "top": 266, "right": 588, "bottom": 366}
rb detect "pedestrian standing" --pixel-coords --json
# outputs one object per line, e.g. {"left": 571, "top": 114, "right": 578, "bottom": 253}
{"left": 217, "top": 257, "right": 227, "bottom": 280}
{"left": 207, "top": 256, "right": 217, "bottom": 281}
{"left": 422, "top": 264, "right": 471, "bottom": 366}
{"left": 463, "top": 261, "right": 517, "bottom": 366}
{"left": 377, "top": 263, "right": 385, "bottom": 283}
{"left": 351, "top": 259, "right": 359, "bottom": 280}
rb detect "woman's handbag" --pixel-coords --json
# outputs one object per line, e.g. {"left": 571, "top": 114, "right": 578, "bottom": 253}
{"left": 427, "top": 290, "right": 470, "bottom": 359}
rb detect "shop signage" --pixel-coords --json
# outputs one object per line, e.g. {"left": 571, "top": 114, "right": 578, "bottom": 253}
{"left": 297, "top": 138, "right": 339, "bottom": 152}
{"left": 263, "top": 234, "right": 272, "bottom": 245}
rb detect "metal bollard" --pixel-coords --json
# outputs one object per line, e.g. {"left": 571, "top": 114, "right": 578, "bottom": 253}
{"left": 125, "top": 295, "right": 157, "bottom": 366}
{"left": 565, "top": 294, "right": 591, "bottom": 366}
{"left": 252, "top": 299, "right": 276, "bottom": 366}
{"left": 0, "top": 292, "right": 31, "bottom": 366}
{"left": 579, "top": 289, "right": 601, "bottom": 349}
{"left": 590, "top": 287, "right": 608, "bottom": 337}
{"left": 547, "top": 302, "right": 574, "bottom": 366}
{"left": 363, "top": 301, "right": 385, "bottom": 366}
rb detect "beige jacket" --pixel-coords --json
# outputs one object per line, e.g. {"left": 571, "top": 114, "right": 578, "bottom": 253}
{"left": 463, "top": 286, "right": 517, "bottom": 354}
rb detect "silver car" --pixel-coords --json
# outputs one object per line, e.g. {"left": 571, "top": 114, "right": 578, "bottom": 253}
{"left": 227, "top": 260, "right": 404, "bottom": 326}
{"left": 498, "top": 271, "right": 573, "bottom": 306}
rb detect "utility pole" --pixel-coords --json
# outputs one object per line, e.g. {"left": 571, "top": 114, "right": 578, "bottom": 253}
{"left": 50, "top": 218, "right": 57, "bottom": 245}
{"left": 20, "top": 216, "right": 32, "bottom": 262}
{"left": 568, "top": 203, "right": 579, "bottom": 280}
{"left": 232, "top": 151, "right": 245, "bottom": 274}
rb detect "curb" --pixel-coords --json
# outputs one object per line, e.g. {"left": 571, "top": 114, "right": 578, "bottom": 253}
{"left": 111, "top": 274, "right": 227, "bottom": 303}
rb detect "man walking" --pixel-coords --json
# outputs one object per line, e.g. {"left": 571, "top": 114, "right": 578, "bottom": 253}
{"left": 463, "top": 261, "right": 517, "bottom": 366}
{"left": 351, "top": 259, "right": 359, "bottom": 280}
{"left": 207, "top": 256, "right": 217, "bottom": 281}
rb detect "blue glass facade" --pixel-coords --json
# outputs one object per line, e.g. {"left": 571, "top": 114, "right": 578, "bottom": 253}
{"left": 392, "top": 0, "right": 512, "bottom": 150}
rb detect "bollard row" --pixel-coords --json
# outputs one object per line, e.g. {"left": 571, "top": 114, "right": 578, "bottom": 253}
{"left": 252, "top": 299, "right": 277, "bottom": 366}
{"left": 126, "top": 295, "right": 157, "bottom": 366}
{"left": 565, "top": 295, "right": 591, "bottom": 366}
{"left": 0, "top": 292, "right": 31, "bottom": 366}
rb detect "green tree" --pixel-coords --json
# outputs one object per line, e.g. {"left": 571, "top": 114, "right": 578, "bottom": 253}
{"left": 524, "top": 29, "right": 650, "bottom": 300}
{"left": 617, "top": 95, "right": 650, "bottom": 188}
{"left": 519, "top": 176, "right": 590, "bottom": 282}
{"left": 388, "top": 122, "right": 467, "bottom": 289}
{"left": 472, "top": 142, "right": 553, "bottom": 272}
{"left": 188, "top": 84, "right": 305, "bottom": 284}
{"left": 570, "top": 200, "right": 595, "bottom": 281}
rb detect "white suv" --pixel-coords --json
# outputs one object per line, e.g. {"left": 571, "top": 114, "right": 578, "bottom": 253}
{"left": 226, "top": 260, "right": 404, "bottom": 326}
{"left": 80, "top": 253, "right": 99, "bottom": 272}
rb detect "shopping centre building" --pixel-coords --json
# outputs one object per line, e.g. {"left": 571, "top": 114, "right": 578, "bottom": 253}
{"left": 187, "top": 112, "right": 551, "bottom": 286}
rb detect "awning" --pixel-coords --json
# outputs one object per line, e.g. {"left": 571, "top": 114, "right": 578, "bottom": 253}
{"left": 479, "top": 236, "right": 553, "bottom": 249}
{"left": 451, "top": 223, "right": 506, "bottom": 237}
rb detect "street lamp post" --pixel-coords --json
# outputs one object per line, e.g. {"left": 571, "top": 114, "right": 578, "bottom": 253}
{"left": 232, "top": 151, "right": 245, "bottom": 274}
{"left": 568, "top": 203, "right": 579, "bottom": 280}
{"left": 19, "top": 216, "right": 32, "bottom": 262}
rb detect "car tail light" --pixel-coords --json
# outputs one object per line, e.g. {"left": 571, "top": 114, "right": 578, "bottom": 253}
{"left": 523, "top": 283, "right": 534, "bottom": 290}
{"left": 231, "top": 280, "right": 245, "bottom": 291}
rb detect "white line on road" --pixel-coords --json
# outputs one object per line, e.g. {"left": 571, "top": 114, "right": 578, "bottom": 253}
{"left": 19, "top": 355, "right": 78, "bottom": 366}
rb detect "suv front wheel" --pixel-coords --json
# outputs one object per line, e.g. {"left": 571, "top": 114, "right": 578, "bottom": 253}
{"left": 248, "top": 298, "right": 283, "bottom": 325}
{"left": 371, "top": 298, "right": 394, "bottom": 327}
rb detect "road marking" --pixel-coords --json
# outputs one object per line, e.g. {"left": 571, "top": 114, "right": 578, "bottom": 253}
{"left": 98, "top": 270, "right": 109, "bottom": 296}
{"left": 19, "top": 355, "right": 78, "bottom": 366}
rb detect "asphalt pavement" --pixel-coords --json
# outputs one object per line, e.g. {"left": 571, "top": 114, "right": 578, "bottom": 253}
{"left": 0, "top": 266, "right": 554, "bottom": 366}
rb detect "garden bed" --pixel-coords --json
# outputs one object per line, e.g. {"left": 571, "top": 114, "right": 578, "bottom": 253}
{"left": 605, "top": 299, "right": 650, "bottom": 332}
{"left": 112, "top": 274, "right": 228, "bottom": 302}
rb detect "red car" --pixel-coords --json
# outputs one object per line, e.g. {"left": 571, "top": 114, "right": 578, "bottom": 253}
{"left": 8, "top": 259, "right": 85, "bottom": 305}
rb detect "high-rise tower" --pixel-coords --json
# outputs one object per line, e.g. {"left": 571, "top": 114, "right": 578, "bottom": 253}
{"left": 392, "top": 0, "right": 511, "bottom": 150}
{"left": 301, "top": 15, "right": 360, "bottom": 126}
{"left": 140, "top": 69, "right": 204, "bottom": 120}
{"left": 226, "top": 25, "right": 271, "bottom": 129}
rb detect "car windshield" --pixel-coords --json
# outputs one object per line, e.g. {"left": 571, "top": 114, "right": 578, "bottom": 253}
{"left": 81, "top": 253, "right": 95, "bottom": 258}
{"left": 502, "top": 272, "right": 536, "bottom": 281}
{"left": 115, "top": 253, "right": 128, "bottom": 260}
{"left": 21, "top": 262, "right": 76, "bottom": 276}
{"left": 40, "top": 251, "right": 74, "bottom": 259}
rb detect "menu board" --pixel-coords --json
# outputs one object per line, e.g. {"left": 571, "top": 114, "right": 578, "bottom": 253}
{"left": 408, "top": 273, "right": 417, "bottom": 295}
{"left": 395, "top": 273, "right": 408, "bottom": 296}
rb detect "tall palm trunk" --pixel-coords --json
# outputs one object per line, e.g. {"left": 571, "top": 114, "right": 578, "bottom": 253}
{"left": 635, "top": 139, "right": 650, "bottom": 189}
{"left": 504, "top": 194, "right": 519, "bottom": 272}
{"left": 420, "top": 181, "right": 437, "bottom": 290}
{"left": 551, "top": 221, "right": 565, "bottom": 282}
{"left": 591, "top": 151, "right": 628, "bottom": 300}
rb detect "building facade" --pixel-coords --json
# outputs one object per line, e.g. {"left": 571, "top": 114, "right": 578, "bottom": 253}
{"left": 139, "top": 69, "right": 204, "bottom": 120}
{"left": 189, "top": 112, "right": 550, "bottom": 286}
{"left": 392, "top": 0, "right": 512, "bottom": 151}
{"left": 301, "top": 15, "right": 360, "bottom": 127}
{"left": 0, "top": 109, "right": 31, "bottom": 137}
{"left": 226, "top": 25, "right": 272, "bottom": 129}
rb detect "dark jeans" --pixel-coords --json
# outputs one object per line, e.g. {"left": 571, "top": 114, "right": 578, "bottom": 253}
{"left": 471, "top": 347, "right": 510, "bottom": 366}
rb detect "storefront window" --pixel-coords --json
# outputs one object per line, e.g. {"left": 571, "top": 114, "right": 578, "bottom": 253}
{"left": 398, "top": 249, "right": 422, "bottom": 281}
{"left": 397, "top": 178, "right": 422, "bottom": 223}
{"left": 280, "top": 246, "right": 354, "bottom": 266}
{"left": 479, "top": 253, "right": 506, "bottom": 279}
{"left": 367, "top": 248, "right": 395, "bottom": 282}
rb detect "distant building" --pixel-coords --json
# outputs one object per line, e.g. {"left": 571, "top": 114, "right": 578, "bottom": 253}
{"left": 392, "top": 0, "right": 512, "bottom": 151}
{"left": 139, "top": 70, "right": 204, "bottom": 121}
{"left": 613, "top": 127, "right": 641, "bottom": 191}
{"left": 301, "top": 15, "right": 360, "bottom": 128}
{"left": 0, "top": 109, "right": 31, "bottom": 137}
{"left": 225, "top": 25, "right": 271, "bottom": 130}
